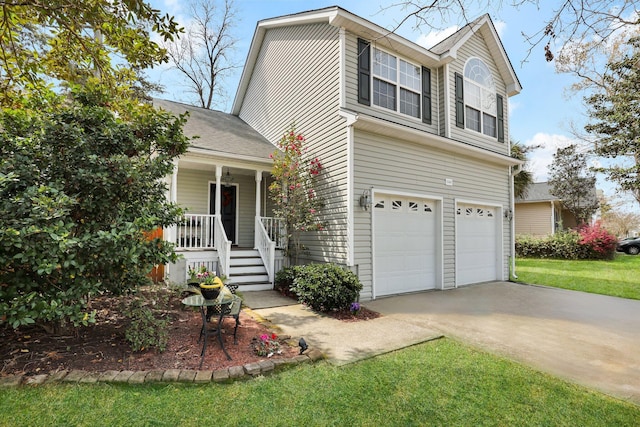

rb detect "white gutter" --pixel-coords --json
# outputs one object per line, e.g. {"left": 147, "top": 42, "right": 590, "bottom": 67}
{"left": 510, "top": 164, "right": 520, "bottom": 279}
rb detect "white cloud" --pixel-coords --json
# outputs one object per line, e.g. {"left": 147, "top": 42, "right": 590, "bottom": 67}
{"left": 493, "top": 20, "right": 506, "bottom": 38}
{"left": 524, "top": 132, "right": 580, "bottom": 182}
{"left": 415, "top": 26, "right": 458, "bottom": 49}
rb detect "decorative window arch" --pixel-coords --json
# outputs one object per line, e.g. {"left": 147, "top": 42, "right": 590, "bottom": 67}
{"left": 454, "top": 57, "right": 505, "bottom": 141}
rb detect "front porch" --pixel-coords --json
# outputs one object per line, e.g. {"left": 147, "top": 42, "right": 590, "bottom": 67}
{"left": 165, "top": 162, "right": 287, "bottom": 290}
{"left": 171, "top": 214, "right": 286, "bottom": 290}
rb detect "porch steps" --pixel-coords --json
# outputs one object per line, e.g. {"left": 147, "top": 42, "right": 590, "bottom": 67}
{"left": 227, "top": 249, "right": 272, "bottom": 291}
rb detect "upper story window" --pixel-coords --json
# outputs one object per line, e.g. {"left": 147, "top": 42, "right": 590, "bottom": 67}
{"left": 464, "top": 58, "right": 496, "bottom": 137}
{"left": 372, "top": 48, "right": 421, "bottom": 118}
{"left": 357, "top": 39, "right": 431, "bottom": 124}
{"left": 455, "top": 57, "right": 505, "bottom": 142}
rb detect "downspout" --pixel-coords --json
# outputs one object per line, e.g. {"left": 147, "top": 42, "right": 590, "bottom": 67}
{"left": 510, "top": 164, "right": 519, "bottom": 280}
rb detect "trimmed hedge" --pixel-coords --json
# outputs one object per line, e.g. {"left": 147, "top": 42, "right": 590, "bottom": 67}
{"left": 516, "top": 222, "right": 617, "bottom": 260}
{"left": 275, "top": 263, "right": 362, "bottom": 312}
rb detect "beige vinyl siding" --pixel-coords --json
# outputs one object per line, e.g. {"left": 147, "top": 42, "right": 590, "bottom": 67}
{"left": 353, "top": 130, "right": 510, "bottom": 298}
{"left": 176, "top": 169, "right": 211, "bottom": 214}
{"left": 515, "top": 202, "right": 553, "bottom": 236}
{"left": 448, "top": 32, "right": 509, "bottom": 155}
{"left": 238, "top": 23, "right": 349, "bottom": 264}
{"left": 437, "top": 66, "right": 446, "bottom": 137}
{"left": 176, "top": 169, "right": 258, "bottom": 247}
{"left": 343, "top": 33, "right": 439, "bottom": 135}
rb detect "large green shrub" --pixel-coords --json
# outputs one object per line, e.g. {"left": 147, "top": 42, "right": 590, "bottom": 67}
{"left": 0, "top": 88, "right": 189, "bottom": 330}
{"left": 278, "top": 264, "right": 362, "bottom": 312}
{"left": 516, "top": 223, "right": 617, "bottom": 260}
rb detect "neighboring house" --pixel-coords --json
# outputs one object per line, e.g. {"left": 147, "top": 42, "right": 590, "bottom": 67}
{"left": 160, "top": 6, "right": 522, "bottom": 300}
{"left": 514, "top": 182, "right": 580, "bottom": 236}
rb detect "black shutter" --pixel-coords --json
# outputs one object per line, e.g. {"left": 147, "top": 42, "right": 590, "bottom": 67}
{"left": 421, "top": 66, "right": 431, "bottom": 124}
{"left": 357, "top": 38, "right": 371, "bottom": 106}
{"left": 497, "top": 94, "right": 505, "bottom": 142}
{"left": 455, "top": 72, "right": 464, "bottom": 128}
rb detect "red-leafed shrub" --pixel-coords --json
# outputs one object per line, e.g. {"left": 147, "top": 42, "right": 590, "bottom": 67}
{"left": 577, "top": 222, "right": 618, "bottom": 260}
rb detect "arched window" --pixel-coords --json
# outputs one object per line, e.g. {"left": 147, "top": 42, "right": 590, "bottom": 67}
{"left": 463, "top": 58, "right": 498, "bottom": 137}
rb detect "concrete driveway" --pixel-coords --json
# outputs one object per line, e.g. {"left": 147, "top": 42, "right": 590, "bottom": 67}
{"left": 365, "top": 281, "right": 640, "bottom": 404}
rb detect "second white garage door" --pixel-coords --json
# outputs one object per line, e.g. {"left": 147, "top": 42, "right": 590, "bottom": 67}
{"left": 373, "top": 193, "right": 439, "bottom": 297}
{"left": 456, "top": 203, "right": 500, "bottom": 286}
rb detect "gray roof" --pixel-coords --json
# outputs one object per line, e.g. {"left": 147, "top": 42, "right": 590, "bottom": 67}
{"left": 516, "top": 182, "right": 598, "bottom": 205}
{"left": 516, "top": 182, "right": 559, "bottom": 203}
{"left": 153, "top": 98, "right": 275, "bottom": 159}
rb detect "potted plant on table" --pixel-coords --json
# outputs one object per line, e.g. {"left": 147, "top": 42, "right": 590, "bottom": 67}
{"left": 188, "top": 266, "right": 224, "bottom": 299}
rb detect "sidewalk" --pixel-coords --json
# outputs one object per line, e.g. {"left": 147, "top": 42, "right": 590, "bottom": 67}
{"left": 244, "top": 291, "right": 443, "bottom": 365}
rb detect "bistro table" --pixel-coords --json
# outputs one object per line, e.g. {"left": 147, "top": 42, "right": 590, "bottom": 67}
{"left": 182, "top": 292, "right": 235, "bottom": 369}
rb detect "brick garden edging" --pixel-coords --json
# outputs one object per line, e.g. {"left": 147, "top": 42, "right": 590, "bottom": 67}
{"left": 0, "top": 349, "right": 324, "bottom": 388}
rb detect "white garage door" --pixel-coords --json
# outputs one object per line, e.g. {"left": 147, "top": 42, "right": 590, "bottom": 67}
{"left": 456, "top": 203, "right": 500, "bottom": 285}
{"left": 374, "top": 194, "right": 438, "bottom": 297}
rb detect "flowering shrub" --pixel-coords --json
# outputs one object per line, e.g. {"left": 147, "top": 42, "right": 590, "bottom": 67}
{"left": 578, "top": 222, "right": 617, "bottom": 260}
{"left": 252, "top": 333, "right": 282, "bottom": 357}
{"left": 516, "top": 222, "right": 617, "bottom": 260}
{"left": 269, "top": 125, "right": 325, "bottom": 263}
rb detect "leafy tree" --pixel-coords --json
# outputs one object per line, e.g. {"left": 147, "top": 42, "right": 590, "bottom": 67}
{"left": 163, "top": 0, "right": 238, "bottom": 109}
{"left": 269, "top": 125, "right": 325, "bottom": 265}
{"left": 585, "top": 37, "right": 640, "bottom": 206}
{"left": 510, "top": 140, "right": 539, "bottom": 199}
{"left": 0, "top": 0, "right": 182, "bottom": 105}
{"left": 548, "top": 144, "right": 599, "bottom": 225}
{"left": 598, "top": 194, "right": 640, "bottom": 238}
{"left": 0, "top": 86, "right": 190, "bottom": 331}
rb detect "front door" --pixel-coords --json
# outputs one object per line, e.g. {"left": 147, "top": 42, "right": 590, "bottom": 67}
{"left": 210, "top": 184, "right": 237, "bottom": 243}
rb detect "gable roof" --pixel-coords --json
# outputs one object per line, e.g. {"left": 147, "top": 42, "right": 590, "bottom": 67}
{"left": 153, "top": 98, "right": 275, "bottom": 163}
{"left": 431, "top": 14, "right": 522, "bottom": 96}
{"left": 232, "top": 6, "right": 521, "bottom": 114}
{"left": 516, "top": 182, "right": 559, "bottom": 203}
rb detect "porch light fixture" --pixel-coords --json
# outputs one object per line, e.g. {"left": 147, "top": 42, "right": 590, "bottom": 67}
{"left": 359, "top": 189, "right": 372, "bottom": 211}
{"left": 221, "top": 168, "right": 234, "bottom": 187}
{"left": 504, "top": 208, "right": 513, "bottom": 221}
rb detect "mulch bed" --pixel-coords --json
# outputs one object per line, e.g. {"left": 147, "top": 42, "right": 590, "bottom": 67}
{"left": 0, "top": 287, "right": 380, "bottom": 377}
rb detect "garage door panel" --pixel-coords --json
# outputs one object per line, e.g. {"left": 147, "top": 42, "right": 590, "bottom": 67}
{"left": 374, "top": 194, "right": 438, "bottom": 297}
{"left": 456, "top": 204, "right": 499, "bottom": 285}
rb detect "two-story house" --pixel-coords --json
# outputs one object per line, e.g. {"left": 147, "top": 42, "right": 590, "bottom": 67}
{"left": 160, "top": 6, "right": 522, "bottom": 300}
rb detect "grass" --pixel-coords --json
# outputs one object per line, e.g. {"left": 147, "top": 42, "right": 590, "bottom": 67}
{"left": 514, "top": 254, "right": 640, "bottom": 300}
{"left": 1, "top": 339, "right": 639, "bottom": 426}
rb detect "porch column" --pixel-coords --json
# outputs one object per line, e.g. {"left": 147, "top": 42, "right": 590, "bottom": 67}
{"left": 254, "top": 171, "right": 263, "bottom": 249}
{"left": 169, "top": 161, "right": 178, "bottom": 243}
{"left": 215, "top": 165, "right": 222, "bottom": 215}
{"left": 255, "top": 171, "right": 262, "bottom": 217}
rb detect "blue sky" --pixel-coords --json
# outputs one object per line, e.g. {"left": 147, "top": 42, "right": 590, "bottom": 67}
{"left": 149, "top": 0, "right": 637, "bottom": 211}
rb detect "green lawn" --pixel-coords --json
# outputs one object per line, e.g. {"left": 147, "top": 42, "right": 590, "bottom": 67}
{"left": 514, "top": 255, "right": 640, "bottom": 300}
{"left": 1, "top": 339, "right": 638, "bottom": 426}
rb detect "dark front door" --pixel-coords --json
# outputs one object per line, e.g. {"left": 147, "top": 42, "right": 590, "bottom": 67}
{"left": 210, "top": 184, "right": 237, "bottom": 243}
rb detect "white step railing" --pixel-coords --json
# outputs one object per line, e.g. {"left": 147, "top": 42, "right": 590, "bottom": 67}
{"left": 255, "top": 217, "right": 276, "bottom": 284}
{"left": 175, "top": 214, "right": 215, "bottom": 249}
{"left": 214, "top": 215, "right": 231, "bottom": 277}
{"left": 260, "top": 217, "right": 285, "bottom": 249}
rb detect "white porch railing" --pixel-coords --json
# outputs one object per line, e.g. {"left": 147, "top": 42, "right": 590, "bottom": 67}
{"left": 175, "top": 214, "right": 215, "bottom": 249}
{"left": 261, "top": 217, "right": 286, "bottom": 249}
{"left": 256, "top": 217, "right": 276, "bottom": 284}
{"left": 214, "top": 215, "right": 231, "bottom": 277}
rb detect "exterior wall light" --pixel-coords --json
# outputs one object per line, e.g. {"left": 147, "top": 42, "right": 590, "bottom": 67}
{"left": 360, "top": 189, "right": 372, "bottom": 211}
